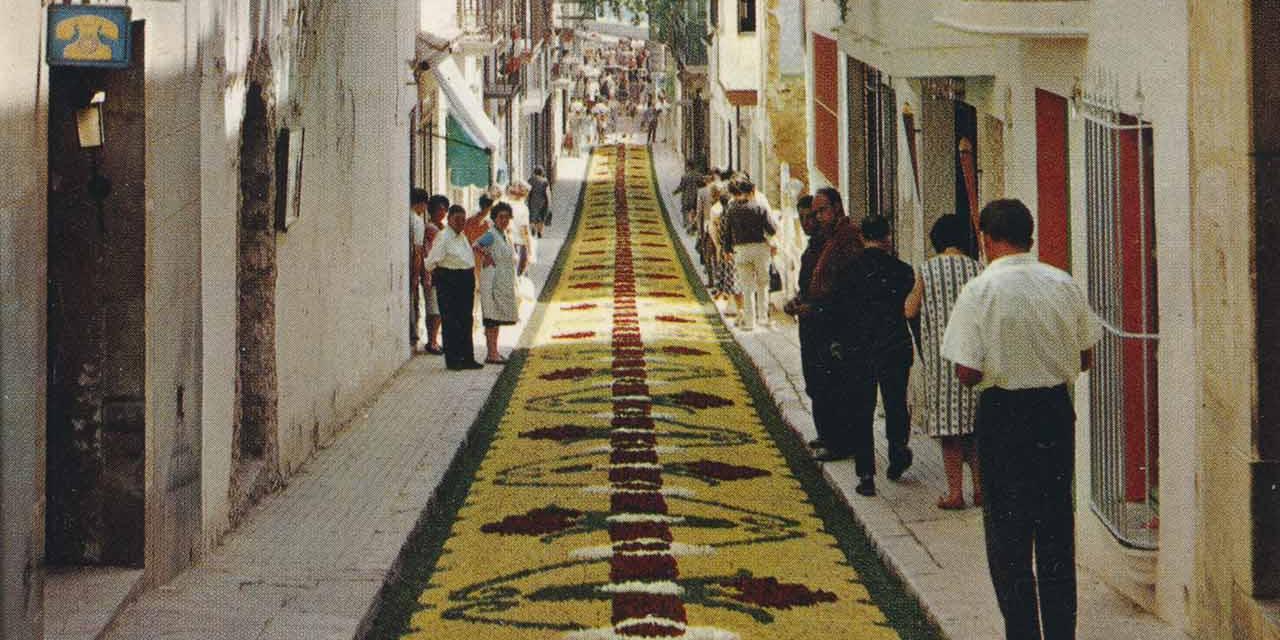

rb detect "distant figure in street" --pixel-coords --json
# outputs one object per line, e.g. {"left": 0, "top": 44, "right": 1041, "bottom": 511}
{"left": 709, "top": 179, "right": 741, "bottom": 314}
{"left": 475, "top": 202, "right": 519, "bottom": 364}
{"left": 845, "top": 214, "right": 916, "bottom": 494}
{"left": 904, "top": 214, "right": 984, "bottom": 510}
{"left": 421, "top": 194, "right": 451, "bottom": 355}
{"left": 943, "top": 198, "right": 1101, "bottom": 640}
{"left": 528, "top": 166, "right": 552, "bottom": 236}
{"left": 673, "top": 160, "right": 703, "bottom": 233}
{"left": 506, "top": 182, "right": 534, "bottom": 276}
{"left": 425, "top": 204, "right": 482, "bottom": 370}
{"left": 409, "top": 188, "right": 430, "bottom": 351}
{"left": 722, "top": 174, "right": 775, "bottom": 331}
{"left": 644, "top": 103, "right": 659, "bottom": 145}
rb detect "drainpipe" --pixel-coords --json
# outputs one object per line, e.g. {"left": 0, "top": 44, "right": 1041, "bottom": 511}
{"left": 735, "top": 105, "right": 742, "bottom": 171}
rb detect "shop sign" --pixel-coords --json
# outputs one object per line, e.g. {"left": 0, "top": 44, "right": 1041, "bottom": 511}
{"left": 47, "top": 5, "right": 132, "bottom": 68}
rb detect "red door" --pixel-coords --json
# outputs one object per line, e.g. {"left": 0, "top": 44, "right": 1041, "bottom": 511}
{"left": 1035, "top": 89, "right": 1070, "bottom": 270}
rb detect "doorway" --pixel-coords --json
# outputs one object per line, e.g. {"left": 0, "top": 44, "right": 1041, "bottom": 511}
{"left": 45, "top": 21, "right": 146, "bottom": 569}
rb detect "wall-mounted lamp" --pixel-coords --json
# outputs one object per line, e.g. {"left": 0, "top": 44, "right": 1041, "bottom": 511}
{"left": 76, "top": 91, "right": 106, "bottom": 148}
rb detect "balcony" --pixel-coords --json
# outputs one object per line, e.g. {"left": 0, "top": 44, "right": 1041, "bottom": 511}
{"left": 932, "top": 0, "right": 1090, "bottom": 38}
{"left": 486, "top": 66, "right": 524, "bottom": 100}
{"left": 458, "top": 0, "right": 504, "bottom": 53}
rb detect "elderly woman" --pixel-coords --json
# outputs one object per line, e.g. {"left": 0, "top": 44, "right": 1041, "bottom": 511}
{"left": 505, "top": 182, "right": 535, "bottom": 276}
{"left": 905, "top": 214, "right": 984, "bottom": 509}
{"left": 475, "top": 202, "right": 519, "bottom": 364}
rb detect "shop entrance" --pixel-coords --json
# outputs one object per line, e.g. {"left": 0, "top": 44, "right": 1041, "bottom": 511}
{"left": 45, "top": 22, "right": 146, "bottom": 568}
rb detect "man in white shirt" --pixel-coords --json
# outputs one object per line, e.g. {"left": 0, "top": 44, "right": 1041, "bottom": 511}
{"left": 409, "top": 189, "right": 429, "bottom": 350}
{"left": 942, "top": 198, "right": 1101, "bottom": 640}
{"left": 424, "top": 205, "right": 482, "bottom": 370}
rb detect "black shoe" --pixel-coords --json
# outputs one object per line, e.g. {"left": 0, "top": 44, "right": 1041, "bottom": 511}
{"left": 855, "top": 476, "right": 877, "bottom": 497}
{"left": 813, "top": 448, "right": 852, "bottom": 462}
{"left": 808, "top": 438, "right": 825, "bottom": 449}
{"left": 447, "top": 361, "right": 484, "bottom": 371}
{"left": 887, "top": 447, "right": 914, "bottom": 481}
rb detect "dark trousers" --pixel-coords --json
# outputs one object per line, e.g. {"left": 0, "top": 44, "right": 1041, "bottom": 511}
{"left": 804, "top": 324, "right": 854, "bottom": 455}
{"left": 977, "top": 385, "right": 1077, "bottom": 640}
{"left": 433, "top": 267, "right": 476, "bottom": 367}
{"left": 847, "top": 348, "right": 912, "bottom": 478}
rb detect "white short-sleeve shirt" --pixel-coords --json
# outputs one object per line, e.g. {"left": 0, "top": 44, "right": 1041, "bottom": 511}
{"left": 410, "top": 211, "right": 426, "bottom": 245}
{"left": 941, "top": 252, "right": 1102, "bottom": 391}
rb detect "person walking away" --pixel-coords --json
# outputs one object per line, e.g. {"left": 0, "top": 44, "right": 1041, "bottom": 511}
{"left": 904, "top": 214, "right": 983, "bottom": 509}
{"left": 695, "top": 168, "right": 717, "bottom": 267}
{"left": 409, "top": 188, "right": 430, "bottom": 351}
{"left": 645, "top": 103, "right": 659, "bottom": 145}
{"left": 421, "top": 194, "right": 451, "bottom": 355}
{"left": 506, "top": 182, "right": 534, "bottom": 276}
{"left": 942, "top": 198, "right": 1100, "bottom": 640}
{"left": 528, "top": 166, "right": 552, "bottom": 236}
{"left": 673, "top": 160, "right": 704, "bottom": 233}
{"left": 843, "top": 215, "right": 916, "bottom": 497}
{"left": 721, "top": 175, "right": 776, "bottom": 331}
{"left": 425, "top": 205, "right": 483, "bottom": 370}
{"left": 475, "top": 202, "right": 519, "bottom": 364}
{"left": 802, "top": 187, "right": 864, "bottom": 465}
{"left": 709, "top": 181, "right": 741, "bottom": 314}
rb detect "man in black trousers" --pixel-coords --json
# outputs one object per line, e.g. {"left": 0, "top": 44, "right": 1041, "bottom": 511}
{"left": 843, "top": 214, "right": 916, "bottom": 497}
{"left": 424, "top": 204, "right": 483, "bottom": 370}
{"left": 943, "top": 199, "right": 1100, "bottom": 639}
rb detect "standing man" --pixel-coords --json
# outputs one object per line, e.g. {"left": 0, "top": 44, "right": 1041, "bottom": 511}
{"left": 409, "top": 188, "right": 430, "bottom": 351}
{"left": 425, "top": 205, "right": 484, "bottom": 370}
{"left": 943, "top": 198, "right": 1100, "bottom": 640}
{"left": 845, "top": 214, "right": 916, "bottom": 496}
{"left": 421, "top": 195, "right": 451, "bottom": 355}
{"left": 673, "top": 160, "right": 703, "bottom": 233}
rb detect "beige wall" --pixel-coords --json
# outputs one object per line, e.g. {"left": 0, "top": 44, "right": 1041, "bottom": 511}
{"left": 0, "top": 3, "right": 49, "bottom": 637}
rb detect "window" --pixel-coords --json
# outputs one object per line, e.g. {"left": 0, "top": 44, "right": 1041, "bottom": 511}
{"left": 1084, "top": 98, "right": 1159, "bottom": 550}
{"left": 738, "top": 0, "right": 755, "bottom": 32}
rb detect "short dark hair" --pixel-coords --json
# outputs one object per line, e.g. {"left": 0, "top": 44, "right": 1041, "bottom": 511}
{"left": 733, "top": 174, "right": 755, "bottom": 195}
{"left": 796, "top": 195, "right": 813, "bottom": 211}
{"left": 428, "top": 195, "right": 451, "bottom": 214}
{"left": 860, "top": 215, "right": 891, "bottom": 241}
{"left": 491, "top": 201, "right": 513, "bottom": 218}
{"left": 814, "top": 187, "right": 845, "bottom": 217}
{"left": 532, "top": 166, "right": 546, "bottom": 177}
{"left": 447, "top": 204, "right": 467, "bottom": 217}
{"left": 978, "top": 199, "right": 1034, "bottom": 248}
{"left": 719, "top": 169, "right": 733, "bottom": 181}
{"left": 725, "top": 179, "right": 742, "bottom": 196}
{"left": 479, "top": 194, "right": 494, "bottom": 211}
{"left": 411, "top": 188, "right": 430, "bottom": 206}
{"left": 929, "top": 214, "right": 972, "bottom": 253}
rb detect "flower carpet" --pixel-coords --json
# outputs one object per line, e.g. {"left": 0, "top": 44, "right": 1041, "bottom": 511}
{"left": 380, "top": 146, "right": 937, "bottom": 639}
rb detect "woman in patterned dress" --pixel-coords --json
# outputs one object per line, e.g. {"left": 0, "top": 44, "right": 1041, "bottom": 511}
{"left": 476, "top": 202, "right": 519, "bottom": 364}
{"left": 708, "top": 185, "right": 740, "bottom": 313}
{"left": 905, "top": 214, "right": 983, "bottom": 509}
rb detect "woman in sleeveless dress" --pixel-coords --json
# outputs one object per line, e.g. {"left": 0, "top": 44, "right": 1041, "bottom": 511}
{"left": 476, "top": 202, "right": 519, "bottom": 364}
{"left": 905, "top": 214, "right": 983, "bottom": 509}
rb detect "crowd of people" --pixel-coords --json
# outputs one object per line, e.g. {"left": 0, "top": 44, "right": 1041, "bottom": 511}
{"left": 408, "top": 169, "right": 553, "bottom": 370}
{"left": 563, "top": 37, "right": 668, "bottom": 154}
{"left": 677, "top": 156, "right": 1101, "bottom": 637}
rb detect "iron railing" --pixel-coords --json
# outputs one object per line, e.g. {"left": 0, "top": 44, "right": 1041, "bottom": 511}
{"left": 1083, "top": 71, "right": 1160, "bottom": 550}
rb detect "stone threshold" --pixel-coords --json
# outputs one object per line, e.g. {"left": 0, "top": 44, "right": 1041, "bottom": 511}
{"left": 45, "top": 566, "right": 144, "bottom": 640}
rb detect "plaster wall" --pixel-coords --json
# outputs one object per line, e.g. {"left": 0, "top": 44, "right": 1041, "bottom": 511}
{"left": 0, "top": 5, "right": 49, "bottom": 637}
{"left": 1187, "top": 2, "right": 1270, "bottom": 638}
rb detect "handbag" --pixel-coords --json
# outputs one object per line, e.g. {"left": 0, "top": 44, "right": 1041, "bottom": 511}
{"left": 769, "top": 263, "right": 783, "bottom": 292}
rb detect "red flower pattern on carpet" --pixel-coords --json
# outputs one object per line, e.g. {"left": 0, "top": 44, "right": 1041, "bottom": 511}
{"left": 671, "top": 390, "right": 734, "bottom": 409}
{"left": 553, "top": 331, "right": 596, "bottom": 340}
{"left": 540, "top": 367, "right": 595, "bottom": 381}
{"left": 678, "top": 460, "right": 770, "bottom": 481}
{"left": 655, "top": 315, "right": 694, "bottom": 323}
{"left": 560, "top": 303, "right": 598, "bottom": 311}
{"left": 662, "top": 346, "right": 710, "bottom": 356}
{"left": 520, "top": 424, "right": 600, "bottom": 441}
{"left": 480, "top": 506, "right": 584, "bottom": 536}
{"left": 719, "top": 574, "right": 838, "bottom": 609}
{"left": 570, "top": 282, "right": 608, "bottom": 290}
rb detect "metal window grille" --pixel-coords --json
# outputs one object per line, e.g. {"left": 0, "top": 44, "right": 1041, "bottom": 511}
{"left": 1082, "top": 73, "right": 1160, "bottom": 550}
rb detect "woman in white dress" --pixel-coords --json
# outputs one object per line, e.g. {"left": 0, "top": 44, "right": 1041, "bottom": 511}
{"left": 505, "top": 182, "right": 535, "bottom": 276}
{"left": 905, "top": 214, "right": 984, "bottom": 509}
{"left": 475, "top": 202, "right": 519, "bottom": 364}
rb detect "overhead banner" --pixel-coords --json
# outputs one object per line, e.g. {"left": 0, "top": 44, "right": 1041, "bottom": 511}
{"left": 47, "top": 5, "right": 132, "bottom": 69}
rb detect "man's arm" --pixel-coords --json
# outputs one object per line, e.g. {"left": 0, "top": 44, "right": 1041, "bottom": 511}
{"left": 1081, "top": 348, "right": 1094, "bottom": 373}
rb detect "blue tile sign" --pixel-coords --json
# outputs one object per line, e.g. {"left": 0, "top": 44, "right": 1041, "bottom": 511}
{"left": 47, "top": 5, "right": 132, "bottom": 68}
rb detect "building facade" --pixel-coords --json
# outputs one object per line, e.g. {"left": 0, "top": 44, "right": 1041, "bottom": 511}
{"left": 1, "top": 1, "right": 421, "bottom": 636}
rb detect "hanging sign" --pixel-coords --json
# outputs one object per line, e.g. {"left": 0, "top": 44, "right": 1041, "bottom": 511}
{"left": 47, "top": 5, "right": 132, "bottom": 68}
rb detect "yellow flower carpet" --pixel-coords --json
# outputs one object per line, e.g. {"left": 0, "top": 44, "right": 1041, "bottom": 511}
{"left": 395, "top": 146, "right": 917, "bottom": 639}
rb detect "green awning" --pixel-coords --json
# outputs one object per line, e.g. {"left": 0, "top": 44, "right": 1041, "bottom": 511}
{"left": 446, "top": 114, "right": 491, "bottom": 188}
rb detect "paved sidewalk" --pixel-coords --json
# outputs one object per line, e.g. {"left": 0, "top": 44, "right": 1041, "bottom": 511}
{"left": 649, "top": 144, "right": 1188, "bottom": 640}
{"left": 101, "top": 155, "right": 589, "bottom": 640}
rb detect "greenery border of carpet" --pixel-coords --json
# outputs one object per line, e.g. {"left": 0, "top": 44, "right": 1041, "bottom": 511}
{"left": 361, "top": 149, "right": 598, "bottom": 640}
{"left": 644, "top": 147, "right": 946, "bottom": 640}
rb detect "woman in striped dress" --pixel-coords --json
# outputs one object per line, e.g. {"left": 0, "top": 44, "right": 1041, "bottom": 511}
{"left": 905, "top": 214, "right": 983, "bottom": 510}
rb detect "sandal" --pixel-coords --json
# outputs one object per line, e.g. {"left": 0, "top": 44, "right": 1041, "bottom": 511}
{"left": 425, "top": 345, "right": 444, "bottom": 355}
{"left": 936, "top": 496, "right": 966, "bottom": 510}
{"left": 484, "top": 356, "right": 508, "bottom": 365}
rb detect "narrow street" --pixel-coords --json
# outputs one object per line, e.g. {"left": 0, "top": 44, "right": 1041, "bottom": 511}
{"left": 372, "top": 144, "right": 938, "bottom": 639}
